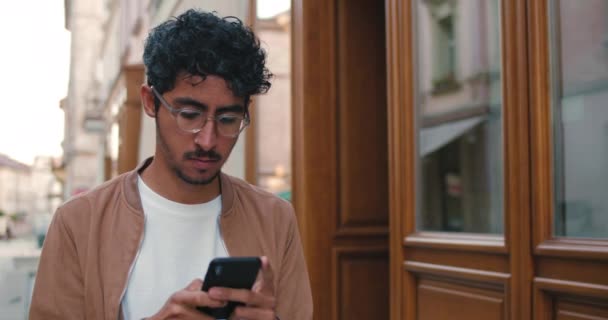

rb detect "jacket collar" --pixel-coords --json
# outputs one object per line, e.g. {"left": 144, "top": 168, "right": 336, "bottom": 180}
{"left": 122, "top": 157, "right": 235, "bottom": 216}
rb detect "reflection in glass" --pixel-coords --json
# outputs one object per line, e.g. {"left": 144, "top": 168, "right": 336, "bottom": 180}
{"left": 550, "top": 0, "right": 608, "bottom": 238}
{"left": 415, "top": 0, "right": 503, "bottom": 233}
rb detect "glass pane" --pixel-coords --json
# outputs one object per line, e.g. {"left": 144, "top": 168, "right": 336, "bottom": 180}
{"left": 415, "top": 0, "right": 503, "bottom": 234}
{"left": 550, "top": 0, "right": 608, "bottom": 238}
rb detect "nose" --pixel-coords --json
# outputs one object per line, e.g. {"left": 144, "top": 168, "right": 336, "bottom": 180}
{"left": 194, "top": 119, "right": 217, "bottom": 150}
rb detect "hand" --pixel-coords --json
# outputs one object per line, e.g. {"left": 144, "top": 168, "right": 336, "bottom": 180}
{"left": 147, "top": 279, "right": 227, "bottom": 320}
{"left": 208, "top": 256, "right": 277, "bottom": 320}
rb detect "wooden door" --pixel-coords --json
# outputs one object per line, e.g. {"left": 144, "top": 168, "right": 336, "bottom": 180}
{"left": 387, "top": 0, "right": 608, "bottom": 319}
{"left": 292, "top": 0, "right": 390, "bottom": 319}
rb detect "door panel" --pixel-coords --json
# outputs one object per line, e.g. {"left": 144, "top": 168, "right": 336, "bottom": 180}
{"left": 405, "top": 246, "right": 509, "bottom": 273}
{"left": 535, "top": 278, "right": 608, "bottom": 320}
{"left": 337, "top": 0, "right": 388, "bottom": 234}
{"left": 417, "top": 278, "right": 506, "bottom": 320}
{"left": 292, "top": 0, "right": 389, "bottom": 319}
{"left": 555, "top": 299, "right": 608, "bottom": 320}
{"left": 333, "top": 247, "right": 389, "bottom": 319}
{"left": 536, "top": 258, "right": 608, "bottom": 285}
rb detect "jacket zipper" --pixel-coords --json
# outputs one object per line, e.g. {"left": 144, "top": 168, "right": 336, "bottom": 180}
{"left": 117, "top": 214, "right": 146, "bottom": 320}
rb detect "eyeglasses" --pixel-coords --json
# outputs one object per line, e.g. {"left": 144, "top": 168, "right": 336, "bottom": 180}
{"left": 151, "top": 86, "right": 250, "bottom": 138}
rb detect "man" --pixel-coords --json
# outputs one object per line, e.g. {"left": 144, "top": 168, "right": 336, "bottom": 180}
{"left": 30, "top": 9, "right": 312, "bottom": 320}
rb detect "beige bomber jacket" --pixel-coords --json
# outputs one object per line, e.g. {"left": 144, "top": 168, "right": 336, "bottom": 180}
{"left": 29, "top": 158, "right": 313, "bottom": 320}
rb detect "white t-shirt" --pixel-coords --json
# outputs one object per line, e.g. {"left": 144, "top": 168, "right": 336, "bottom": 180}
{"left": 121, "top": 176, "right": 228, "bottom": 320}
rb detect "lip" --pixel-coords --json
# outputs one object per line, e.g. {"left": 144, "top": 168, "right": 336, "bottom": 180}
{"left": 188, "top": 158, "right": 220, "bottom": 170}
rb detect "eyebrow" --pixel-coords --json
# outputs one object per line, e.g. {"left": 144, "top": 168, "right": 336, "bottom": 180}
{"left": 173, "top": 97, "right": 245, "bottom": 114}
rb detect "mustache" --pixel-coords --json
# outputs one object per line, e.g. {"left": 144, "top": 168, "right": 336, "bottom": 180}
{"left": 183, "top": 148, "right": 222, "bottom": 161}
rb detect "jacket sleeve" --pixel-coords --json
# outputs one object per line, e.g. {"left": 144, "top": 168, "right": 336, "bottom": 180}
{"left": 29, "top": 209, "right": 85, "bottom": 319}
{"left": 275, "top": 203, "right": 313, "bottom": 320}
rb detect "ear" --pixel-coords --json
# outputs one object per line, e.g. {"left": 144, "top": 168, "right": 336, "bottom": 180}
{"left": 141, "top": 85, "right": 157, "bottom": 118}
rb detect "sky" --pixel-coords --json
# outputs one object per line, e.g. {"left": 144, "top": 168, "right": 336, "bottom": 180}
{"left": 257, "top": 0, "right": 290, "bottom": 19}
{"left": 0, "top": 1, "right": 70, "bottom": 165}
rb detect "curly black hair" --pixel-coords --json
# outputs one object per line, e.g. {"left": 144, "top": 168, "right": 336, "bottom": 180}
{"left": 143, "top": 9, "right": 272, "bottom": 113}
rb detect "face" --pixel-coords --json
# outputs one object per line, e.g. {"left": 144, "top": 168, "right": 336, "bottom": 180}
{"left": 142, "top": 74, "right": 247, "bottom": 186}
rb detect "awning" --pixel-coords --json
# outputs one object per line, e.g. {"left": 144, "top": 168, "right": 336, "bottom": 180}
{"left": 419, "top": 115, "right": 486, "bottom": 157}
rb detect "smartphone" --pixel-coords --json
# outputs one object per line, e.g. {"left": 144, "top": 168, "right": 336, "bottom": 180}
{"left": 197, "top": 257, "right": 261, "bottom": 319}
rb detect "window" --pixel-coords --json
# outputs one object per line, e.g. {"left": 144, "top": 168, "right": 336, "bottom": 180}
{"left": 416, "top": 0, "right": 503, "bottom": 234}
{"left": 429, "top": 1, "right": 457, "bottom": 93}
{"left": 550, "top": 0, "right": 608, "bottom": 238}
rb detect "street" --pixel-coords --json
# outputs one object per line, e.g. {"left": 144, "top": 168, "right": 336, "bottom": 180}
{"left": 0, "top": 235, "right": 40, "bottom": 320}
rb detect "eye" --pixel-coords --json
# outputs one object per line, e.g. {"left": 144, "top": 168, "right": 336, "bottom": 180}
{"left": 178, "top": 109, "right": 201, "bottom": 120}
{"left": 217, "top": 115, "right": 240, "bottom": 125}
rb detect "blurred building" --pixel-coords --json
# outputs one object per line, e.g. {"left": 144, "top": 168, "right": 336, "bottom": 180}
{"left": 0, "top": 154, "right": 62, "bottom": 238}
{"left": 0, "top": 154, "right": 31, "bottom": 218}
{"left": 0, "top": 155, "right": 59, "bottom": 218}
{"left": 28, "top": 157, "right": 63, "bottom": 217}
{"left": 61, "top": 0, "right": 251, "bottom": 194}
{"left": 251, "top": 10, "right": 292, "bottom": 196}
{"left": 61, "top": 0, "right": 105, "bottom": 198}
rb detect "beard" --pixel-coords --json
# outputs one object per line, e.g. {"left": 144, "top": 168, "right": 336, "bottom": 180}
{"left": 176, "top": 147, "right": 222, "bottom": 185}
{"left": 174, "top": 167, "right": 219, "bottom": 185}
{"left": 157, "top": 124, "right": 222, "bottom": 186}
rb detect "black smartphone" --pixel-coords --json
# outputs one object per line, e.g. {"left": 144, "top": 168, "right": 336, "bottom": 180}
{"left": 197, "top": 257, "right": 261, "bottom": 319}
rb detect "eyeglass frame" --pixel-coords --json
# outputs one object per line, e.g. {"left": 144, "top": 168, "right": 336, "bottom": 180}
{"left": 150, "top": 86, "right": 250, "bottom": 138}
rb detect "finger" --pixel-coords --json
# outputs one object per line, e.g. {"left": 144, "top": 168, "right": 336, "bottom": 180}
{"left": 170, "top": 290, "right": 227, "bottom": 308}
{"left": 257, "top": 256, "right": 275, "bottom": 295}
{"left": 185, "top": 278, "right": 204, "bottom": 291}
{"left": 163, "top": 303, "right": 214, "bottom": 320}
{"left": 208, "top": 287, "right": 275, "bottom": 309}
{"left": 233, "top": 305, "right": 275, "bottom": 320}
{"left": 178, "top": 306, "right": 216, "bottom": 320}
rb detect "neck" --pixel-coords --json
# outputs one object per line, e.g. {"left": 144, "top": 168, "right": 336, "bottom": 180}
{"left": 140, "top": 157, "right": 221, "bottom": 204}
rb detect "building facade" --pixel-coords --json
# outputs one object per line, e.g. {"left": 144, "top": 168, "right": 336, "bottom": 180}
{"left": 62, "top": 0, "right": 106, "bottom": 198}
{"left": 0, "top": 155, "right": 31, "bottom": 220}
{"left": 251, "top": 10, "right": 292, "bottom": 195}
{"left": 0, "top": 154, "right": 62, "bottom": 238}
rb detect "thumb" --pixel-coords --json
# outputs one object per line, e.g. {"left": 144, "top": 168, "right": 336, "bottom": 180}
{"left": 253, "top": 256, "right": 275, "bottom": 295}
